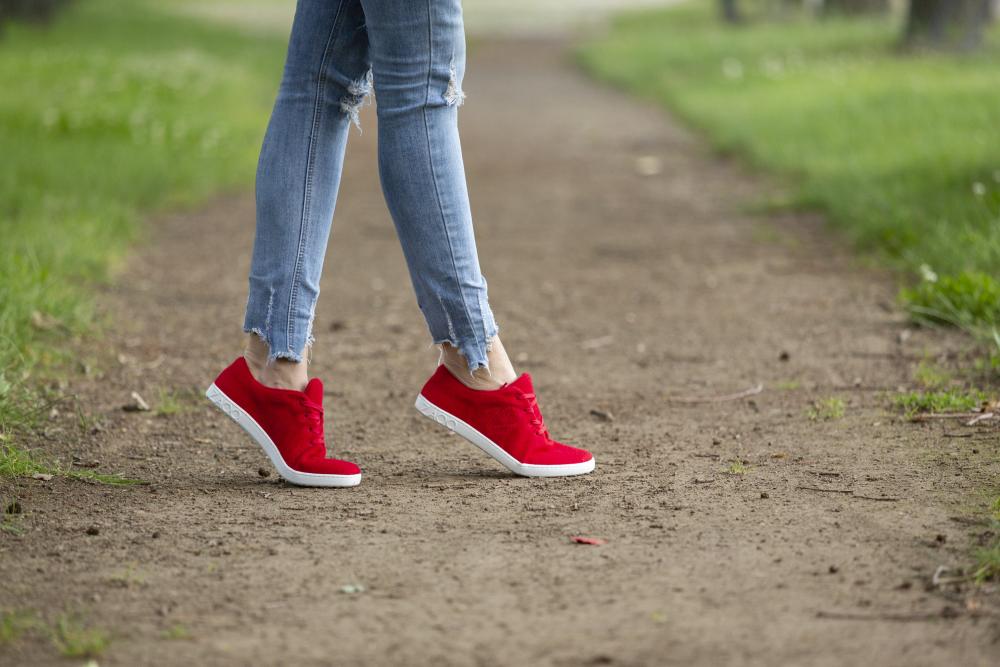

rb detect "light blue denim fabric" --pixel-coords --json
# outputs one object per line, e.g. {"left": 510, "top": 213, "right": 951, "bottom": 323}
{"left": 244, "top": 0, "right": 498, "bottom": 372}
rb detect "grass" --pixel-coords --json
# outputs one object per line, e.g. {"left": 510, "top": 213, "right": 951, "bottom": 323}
{"left": 725, "top": 460, "right": 749, "bottom": 475}
{"left": 51, "top": 615, "right": 110, "bottom": 659}
{"left": 974, "top": 541, "right": 1000, "bottom": 583}
{"left": 155, "top": 387, "right": 200, "bottom": 417}
{"left": 108, "top": 563, "right": 147, "bottom": 589}
{"left": 807, "top": 396, "right": 846, "bottom": 420}
{"left": 0, "top": 440, "right": 144, "bottom": 486}
{"left": 972, "top": 496, "right": 1000, "bottom": 583}
{"left": 892, "top": 388, "right": 989, "bottom": 417}
{"left": 0, "top": 610, "right": 110, "bottom": 659}
{"left": 0, "top": 610, "right": 37, "bottom": 644}
{"left": 161, "top": 624, "right": 191, "bottom": 640}
{"left": 1, "top": 496, "right": 24, "bottom": 535}
{"left": 155, "top": 388, "right": 185, "bottom": 417}
{"left": 913, "top": 359, "right": 951, "bottom": 390}
{"left": 0, "top": 0, "right": 285, "bottom": 479}
{"left": 579, "top": 1, "right": 1000, "bottom": 348}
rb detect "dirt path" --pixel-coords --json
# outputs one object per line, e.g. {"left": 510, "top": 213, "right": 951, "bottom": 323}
{"left": 4, "top": 40, "right": 999, "bottom": 666}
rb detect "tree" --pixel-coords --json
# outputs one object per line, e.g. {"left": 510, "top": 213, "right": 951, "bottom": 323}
{"left": 822, "top": 0, "right": 889, "bottom": 15}
{"left": 904, "top": 0, "right": 994, "bottom": 50}
{"left": 0, "top": 0, "right": 72, "bottom": 28}
{"left": 719, "top": 0, "right": 743, "bottom": 24}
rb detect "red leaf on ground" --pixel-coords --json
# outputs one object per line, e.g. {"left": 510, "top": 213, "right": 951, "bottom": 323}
{"left": 570, "top": 536, "right": 607, "bottom": 546}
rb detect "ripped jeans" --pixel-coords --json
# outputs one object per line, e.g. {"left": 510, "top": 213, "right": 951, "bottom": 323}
{"left": 244, "top": 0, "right": 498, "bottom": 372}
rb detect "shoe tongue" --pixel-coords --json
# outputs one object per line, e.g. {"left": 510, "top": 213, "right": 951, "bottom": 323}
{"left": 304, "top": 378, "right": 324, "bottom": 404}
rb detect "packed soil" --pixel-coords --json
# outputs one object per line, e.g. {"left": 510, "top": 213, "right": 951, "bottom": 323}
{"left": 3, "top": 40, "right": 999, "bottom": 666}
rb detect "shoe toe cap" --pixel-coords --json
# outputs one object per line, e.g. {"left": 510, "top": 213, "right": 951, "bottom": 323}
{"left": 525, "top": 443, "right": 594, "bottom": 467}
{"left": 299, "top": 457, "right": 361, "bottom": 477}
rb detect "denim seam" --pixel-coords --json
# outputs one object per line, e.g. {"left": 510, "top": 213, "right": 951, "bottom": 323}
{"left": 284, "top": 0, "right": 350, "bottom": 361}
{"left": 421, "top": 0, "right": 487, "bottom": 369}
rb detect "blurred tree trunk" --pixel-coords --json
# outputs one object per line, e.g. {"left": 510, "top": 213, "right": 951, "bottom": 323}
{"left": 719, "top": 0, "right": 742, "bottom": 24}
{"left": 904, "top": 0, "right": 993, "bottom": 49}
{"left": 0, "top": 0, "right": 72, "bottom": 28}
{"left": 823, "top": 0, "right": 890, "bottom": 14}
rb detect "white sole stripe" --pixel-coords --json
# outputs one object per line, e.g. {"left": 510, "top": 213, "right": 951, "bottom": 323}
{"left": 205, "top": 383, "right": 362, "bottom": 488}
{"left": 414, "top": 394, "right": 595, "bottom": 477}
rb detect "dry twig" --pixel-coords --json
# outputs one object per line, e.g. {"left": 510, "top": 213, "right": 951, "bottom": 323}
{"left": 667, "top": 383, "right": 763, "bottom": 405}
{"left": 816, "top": 610, "right": 956, "bottom": 622}
{"left": 909, "top": 412, "right": 981, "bottom": 421}
{"left": 796, "top": 486, "right": 901, "bottom": 501}
{"left": 797, "top": 486, "right": 853, "bottom": 495}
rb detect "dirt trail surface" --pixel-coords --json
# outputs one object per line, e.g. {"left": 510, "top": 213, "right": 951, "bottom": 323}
{"left": 4, "top": 40, "right": 999, "bottom": 666}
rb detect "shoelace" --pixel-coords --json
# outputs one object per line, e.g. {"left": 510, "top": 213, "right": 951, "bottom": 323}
{"left": 516, "top": 392, "right": 551, "bottom": 440}
{"left": 299, "top": 399, "right": 327, "bottom": 453}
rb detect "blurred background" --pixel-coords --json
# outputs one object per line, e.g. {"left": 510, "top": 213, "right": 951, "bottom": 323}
{"left": 1, "top": 0, "right": 999, "bottom": 457}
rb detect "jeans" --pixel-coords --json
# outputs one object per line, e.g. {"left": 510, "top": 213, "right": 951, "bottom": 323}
{"left": 244, "top": 0, "right": 498, "bottom": 372}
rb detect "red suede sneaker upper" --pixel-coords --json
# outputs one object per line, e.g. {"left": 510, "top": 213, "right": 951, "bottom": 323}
{"left": 213, "top": 357, "right": 360, "bottom": 476}
{"left": 419, "top": 366, "right": 593, "bottom": 466}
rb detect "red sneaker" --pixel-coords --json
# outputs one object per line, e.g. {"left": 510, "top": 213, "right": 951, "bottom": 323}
{"left": 205, "top": 357, "right": 361, "bottom": 487}
{"left": 415, "top": 366, "right": 595, "bottom": 477}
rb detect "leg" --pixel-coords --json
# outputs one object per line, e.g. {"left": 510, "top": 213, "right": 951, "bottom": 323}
{"left": 205, "top": 0, "right": 368, "bottom": 487}
{"left": 361, "top": 0, "right": 515, "bottom": 387}
{"left": 243, "top": 0, "right": 372, "bottom": 389}
{"left": 359, "top": 0, "right": 593, "bottom": 476}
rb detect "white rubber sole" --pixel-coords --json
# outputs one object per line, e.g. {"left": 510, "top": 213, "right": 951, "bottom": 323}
{"left": 414, "top": 394, "right": 595, "bottom": 477}
{"left": 205, "top": 383, "right": 361, "bottom": 488}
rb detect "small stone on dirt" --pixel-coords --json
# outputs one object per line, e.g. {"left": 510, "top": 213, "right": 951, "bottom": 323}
{"left": 72, "top": 456, "right": 100, "bottom": 468}
{"left": 340, "top": 584, "right": 365, "bottom": 594}
{"left": 152, "top": 531, "right": 160, "bottom": 539}
{"left": 778, "top": 351, "right": 790, "bottom": 362}
{"left": 828, "top": 565, "right": 839, "bottom": 574}
{"left": 31, "top": 473, "right": 53, "bottom": 481}
{"left": 634, "top": 155, "right": 662, "bottom": 176}
{"left": 123, "top": 391, "right": 150, "bottom": 412}
{"left": 30, "top": 310, "right": 61, "bottom": 331}
{"left": 760, "top": 492, "right": 769, "bottom": 499}
{"left": 589, "top": 408, "right": 614, "bottom": 422}
{"left": 86, "top": 525, "right": 100, "bottom": 536}
{"left": 571, "top": 536, "right": 607, "bottom": 546}
{"left": 258, "top": 467, "right": 271, "bottom": 478}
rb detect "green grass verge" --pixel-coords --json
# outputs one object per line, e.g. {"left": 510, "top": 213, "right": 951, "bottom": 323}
{"left": 0, "top": 609, "right": 112, "bottom": 658}
{"left": 892, "top": 388, "right": 990, "bottom": 417}
{"left": 578, "top": 1, "right": 1000, "bottom": 344}
{"left": 0, "top": 1, "right": 285, "bottom": 478}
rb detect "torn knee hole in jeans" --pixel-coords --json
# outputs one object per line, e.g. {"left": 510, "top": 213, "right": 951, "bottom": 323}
{"left": 444, "top": 61, "right": 465, "bottom": 107}
{"left": 340, "top": 69, "right": 373, "bottom": 130}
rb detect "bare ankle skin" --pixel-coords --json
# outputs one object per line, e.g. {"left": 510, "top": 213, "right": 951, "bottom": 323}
{"left": 440, "top": 336, "right": 517, "bottom": 390}
{"left": 243, "top": 334, "right": 309, "bottom": 392}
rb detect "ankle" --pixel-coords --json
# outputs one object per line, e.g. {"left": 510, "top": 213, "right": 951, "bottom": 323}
{"left": 244, "top": 334, "right": 309, "bottom": 392}
{"left": 440, "top": 337, "right": 517, "bottom": 391}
